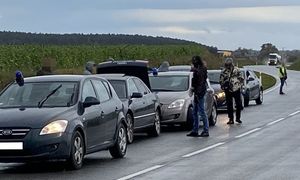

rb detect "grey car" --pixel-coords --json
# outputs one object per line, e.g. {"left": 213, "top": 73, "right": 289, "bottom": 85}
{"left": 149, "top": 71, "right": 218, "bottom": 128}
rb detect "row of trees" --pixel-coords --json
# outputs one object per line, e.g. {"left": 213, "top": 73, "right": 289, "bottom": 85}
{"left": 0, "top": 31, "right": 197, "bottom": 46}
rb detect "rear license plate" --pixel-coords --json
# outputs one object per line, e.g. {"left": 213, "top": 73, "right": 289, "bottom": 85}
{"left": 0, "top": 142, "right": 23, "bottom": 150}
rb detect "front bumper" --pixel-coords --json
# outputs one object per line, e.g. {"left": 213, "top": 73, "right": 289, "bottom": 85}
{"left": 0, "top": 129, "right": 72, "bottom": 162}
{"left": 160, "top": 104, "right": 188, "bottom": 124}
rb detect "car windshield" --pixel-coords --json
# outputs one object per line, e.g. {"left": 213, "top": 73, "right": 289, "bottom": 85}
{"left": 208, "top": 71, "right": 221, "bottom": 84}
{"left": 109, "top": 80, "right": 127, "bottom": 99}
{"left": 150, "top": 76, "right": 189, "bottom": 92}
{"left": 0, "top": 82, "right": 78, "bottom": 108}
{"left": 269, "top": 55, "right": 277, "bottom": 59}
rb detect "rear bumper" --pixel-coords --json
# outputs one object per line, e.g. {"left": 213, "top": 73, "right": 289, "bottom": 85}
{"left": 0, "top": 129, "right": 72, "bottom": 162}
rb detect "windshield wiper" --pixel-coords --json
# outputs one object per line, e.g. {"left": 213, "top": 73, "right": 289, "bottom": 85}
{"left": 38, "top": 84, "right": 62, "bottom": 108}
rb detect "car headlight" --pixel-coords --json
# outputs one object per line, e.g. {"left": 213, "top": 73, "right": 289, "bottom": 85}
{"left": 40, "top": 120, "right": 68, "bottom": 135}
{"left": 168, "top": 99, "right": 185, "bottom": 109}
{"left": 217, "top": 92, "right": 225, "bottom": 99}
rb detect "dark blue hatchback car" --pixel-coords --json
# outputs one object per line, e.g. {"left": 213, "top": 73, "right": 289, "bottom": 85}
{"left": 0, "top": 75, "right": 127, "bottom": 169}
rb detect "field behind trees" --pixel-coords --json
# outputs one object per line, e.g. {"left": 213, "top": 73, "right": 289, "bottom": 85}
{"left": 0, "top": 44, "right": 221, "bottom": 89}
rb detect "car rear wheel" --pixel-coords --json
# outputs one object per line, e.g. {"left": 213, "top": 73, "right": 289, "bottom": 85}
{"left": 109, "top": 123, "right": 127, "bottom": 158}
{"left": 148, "top": 110, "right": 161, "bottom": 137}
{"left": 256, "top": 89, "right": 263, "bottom": 105}
{"left": 67, "top": 131, "right": 84, "bottom": 170}
{"left": 209, "top": 104, "right": 218, "bottom": 126}
{"left": 126, "top": 113, "right": 134, "bottom": 144}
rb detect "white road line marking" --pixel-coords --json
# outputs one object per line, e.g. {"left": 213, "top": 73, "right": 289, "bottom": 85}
{"left": 235, "top": 128, "right": 261, "bottom": 138}
{"left": 117, "top": 165, "right": 165, "bottom": 180}
{"left": 267, "top": 118, "right": 285, "bottom": 126}
{"left": 182, "top": 142, "right": 225, "bottom": 158}
{"left": 288, "top": 110, "right": 300, "bottom": 117}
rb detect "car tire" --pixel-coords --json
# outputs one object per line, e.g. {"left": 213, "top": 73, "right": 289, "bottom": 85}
{"left": 148, "top": 110, "right": 161, "bottom": 137}
{"left": 126, "top": 113, "right": 134, "bottom": 144}
{"left": 209, "top": 104, "right": 218, "bottom": 126}
{"left": 109, "top": 123, "right": 127, "bottom": 158}
{"left": 67, "top": 131, "right": 85, "bottom": 170}
{"left": 256, "top": 89, "right": 263, "bottom": 105}
{"left": 185, "top": 106, "right": 193, "bottom": 130}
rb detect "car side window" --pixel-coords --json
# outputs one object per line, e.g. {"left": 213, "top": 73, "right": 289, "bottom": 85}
{"left": 82, "top": 80, "right": 97, "bottom": 101}
{"left": 102, "top": 81, "right": 112, "bottom": 97}
{"left": 92, "top": 80, "right": 110, "bottom": 102}
{"left": 127, "top": 79, "right": 139, "bottom": 96}
{"left": 133, "top": 79, "right": 148, "bottom": 95}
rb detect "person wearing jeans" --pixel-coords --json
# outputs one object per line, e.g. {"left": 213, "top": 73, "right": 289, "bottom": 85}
{"left": 187, "top": 56, "right": 209, "bottom": 137}
{"left": 192, "top": 95, "right": 209, "bottom": 135}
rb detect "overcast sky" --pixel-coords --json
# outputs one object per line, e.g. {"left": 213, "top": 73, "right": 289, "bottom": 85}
{"left": 0, "top": 0, "right": 300, "bottom": 50}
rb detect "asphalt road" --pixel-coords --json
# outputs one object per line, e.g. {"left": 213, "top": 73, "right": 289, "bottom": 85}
{"left": 0, "top": 65, "right": 299, "bottom": 180}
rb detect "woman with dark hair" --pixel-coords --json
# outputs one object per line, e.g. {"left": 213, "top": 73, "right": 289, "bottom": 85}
{"left": 187, "top": 56, "right": 209, "bottom": 137}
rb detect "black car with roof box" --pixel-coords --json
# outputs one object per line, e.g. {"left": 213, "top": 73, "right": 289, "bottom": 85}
{"left": 97, "top": 60, "right": 161, "bottom": 144}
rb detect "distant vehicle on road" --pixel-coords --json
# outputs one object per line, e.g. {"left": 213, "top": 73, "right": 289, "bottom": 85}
{"left": 268, "top": 53, "right": 281, "bottom": 66}
{"left": 97, "top": 60, "right": 161, "bottom": 144}
{"left": 149, "top": 71, "right": 218, "bottom": 128}
{"left": 0, "top": 75, "right": 127, "bottom": 170}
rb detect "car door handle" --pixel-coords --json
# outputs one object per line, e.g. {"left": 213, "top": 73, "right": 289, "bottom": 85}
{"left": 101, "top": 111, "right": 105, "bottom": 118}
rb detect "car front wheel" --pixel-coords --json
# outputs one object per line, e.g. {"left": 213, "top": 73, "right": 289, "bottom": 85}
{"left": 148, "top": 110, "right": 161, "bottom": 137}
{"left": 126, "top": 113, "right": 134, "bottom": 144}
{"left": 67, "top": 131, "right": 85, "bottom": 170}
{"left": 256, "top": 89, "right": 263, "bottom": 105}
{"left": 209, "top": 104, "right": 218, "bottom": 126}
{"left": 109, "top": 123, "right": 127, "bottom": 158}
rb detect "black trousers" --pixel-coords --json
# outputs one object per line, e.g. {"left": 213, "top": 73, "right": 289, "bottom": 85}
{"left": 225, "top": 89, "right": 242, "bottom": 121}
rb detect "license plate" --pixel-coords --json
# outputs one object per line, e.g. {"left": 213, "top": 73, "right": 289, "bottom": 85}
{"left": 0, "top": 142, "right": 23, "bottom": 150}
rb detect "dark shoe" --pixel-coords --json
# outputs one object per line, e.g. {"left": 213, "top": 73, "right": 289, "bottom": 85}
{"left": 199, "top": 131, "right": 209, "bottom": 137}
{"left": 280, "top": 92, "right": 285, "bottom": 95}
{"left": 236, "top": 119, "right": 242, "bottom": 124}
{"left": 227, "top": 120, "right": 234, "bottom": 125}
{"left": 187, "top": 132, "right": 199, "bottom": 137}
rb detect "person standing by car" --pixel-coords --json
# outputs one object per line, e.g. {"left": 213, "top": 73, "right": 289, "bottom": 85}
{"left": 83, "top": 61, "right": 95, "bottom": 75}
{"left": 187, "top": 56, "right": 209, "bottom": 137}
{"left": 220, "top": 58, "right": 244, "bottom": 124}
{"left": 279, "top": 62, "right": 287, "bottom": 95}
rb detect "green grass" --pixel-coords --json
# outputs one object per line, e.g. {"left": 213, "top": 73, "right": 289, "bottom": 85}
{"left": 288, "top": 59, "right": 300, "bottom": 71}
{"left": 255, "top": 72, "right": 277, "bottom": 90}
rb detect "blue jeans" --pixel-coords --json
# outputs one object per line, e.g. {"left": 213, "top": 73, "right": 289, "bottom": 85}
{"left": 280, "top": 78, "right": 285, "bottom": 93}
{"left": 192, "top": 95, "right": 209, "bottom": 133}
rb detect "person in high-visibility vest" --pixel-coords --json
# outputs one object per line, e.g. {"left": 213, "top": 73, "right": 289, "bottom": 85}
{"left": 279, "top": 62, "right": 287, "bottom": 95}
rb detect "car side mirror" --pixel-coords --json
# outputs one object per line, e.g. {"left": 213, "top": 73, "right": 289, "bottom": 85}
{"left": 83, "top": 96, "right": 100, "bottom": 108}
{"left": 131, "top": 92, "right": 143, "bottom": 99}
{"left": 247, "top": 77, "right": 255, "bottom": 82}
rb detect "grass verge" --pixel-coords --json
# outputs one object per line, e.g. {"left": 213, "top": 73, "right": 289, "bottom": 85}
{"left": 255, "top": 72, "right": 277, "bottom": 90}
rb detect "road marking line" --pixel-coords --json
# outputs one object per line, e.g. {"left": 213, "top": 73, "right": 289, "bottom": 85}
{"left": 235, "top": 128, "right": 261, "bottom": 138}
{"left": 288, "top": 110, "right": 300, "bottom": 117}
{"left": 182, "top": 142, "right": 225, "bottom": 158}
{"left": 267, "top": 118, "right": 285, "bottom": 126}
{"left": 117, "top": 165, "right": 165, "bottom": 180}
{"left": 264, "top": 84, "right": 280, "bottom": 94}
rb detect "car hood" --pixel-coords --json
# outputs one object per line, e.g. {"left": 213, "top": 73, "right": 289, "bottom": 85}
{"left": 0, "top": 107, "right": 75, "bottom": 129}
{"left": 155, "top": 91, "right": 190, "bottom": 105}
{"left": 210, "top": 83, "right": 223, "bottom": 94}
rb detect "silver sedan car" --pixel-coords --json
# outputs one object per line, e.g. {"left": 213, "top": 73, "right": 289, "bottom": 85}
{"left": 149, "top": 71, "right": 218, "bottom": 128}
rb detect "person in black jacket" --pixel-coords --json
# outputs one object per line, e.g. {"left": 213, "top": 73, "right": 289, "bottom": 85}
{"left": 187, "top": 56, "right": 209, "bottom": 137}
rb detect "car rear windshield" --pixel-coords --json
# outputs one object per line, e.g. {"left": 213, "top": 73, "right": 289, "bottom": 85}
{"left": 109, "top": 80, "right": 127, "bottom": 99}
{"left": 149, "top": 76, "right": 189, "bottom": 92}
{"left": 208, "top": 71, "right": 221, "bottom": 84}
{"left": 0, "top": 82, "right": 78, "bottom": 108}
